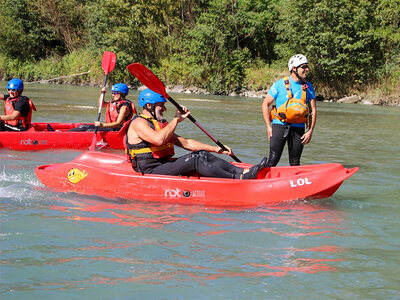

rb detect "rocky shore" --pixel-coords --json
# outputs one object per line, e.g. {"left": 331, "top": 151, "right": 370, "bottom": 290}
{"left": 166, "top": 85, "right": 400, "bottom": 107}
{"left": 23, "top": 79, "right": 399, "bottom": 107}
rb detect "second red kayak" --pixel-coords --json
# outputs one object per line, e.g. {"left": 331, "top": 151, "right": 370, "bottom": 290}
{"left": 35, "top": 151, "right": 358, "bottom": 207}
{"left": 0, "top": 123, "right": 124, "bottom": 151}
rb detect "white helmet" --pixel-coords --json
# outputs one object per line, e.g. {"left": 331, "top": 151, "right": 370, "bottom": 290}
{"left": 288, "top": 54, "right": 308, "bottom": 71}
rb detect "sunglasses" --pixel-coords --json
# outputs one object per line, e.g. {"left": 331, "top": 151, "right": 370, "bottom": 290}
{"left": 8, "top": 89, "right": 19, "bottom": 92}
{"left": 112, "top": 91, "right": 120, "bottom": 95}
{"left": 298, "top": 65, "right": 309, "bottom": 69}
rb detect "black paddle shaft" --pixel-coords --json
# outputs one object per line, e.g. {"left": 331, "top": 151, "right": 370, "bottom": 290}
{"left": 96, "top": 75, "right": 108, "bottom": 122}
{"left": 168, "top": 97, "right": 242, "bottom": 163}
{"left": 91, "top": 74, "right": 108, "bottom": 140}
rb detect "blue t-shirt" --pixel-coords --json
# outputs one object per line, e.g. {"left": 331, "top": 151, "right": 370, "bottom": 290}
{"left": 267, "top": 77, "right": 315, "bottom": 128}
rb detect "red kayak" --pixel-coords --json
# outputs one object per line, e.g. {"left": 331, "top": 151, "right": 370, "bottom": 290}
{"left": 35, "top": 151, "right": 358, "bottom": 207}
{"left": 0, "top": 123, "right": 124, "bottom": 150}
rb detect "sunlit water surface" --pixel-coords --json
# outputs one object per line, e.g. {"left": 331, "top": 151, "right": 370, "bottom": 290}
{"left": 1, "top": 83, "right": 399, "bottom": 298}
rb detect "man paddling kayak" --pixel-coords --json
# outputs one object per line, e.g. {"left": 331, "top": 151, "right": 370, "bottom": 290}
{"left": 124, "top": 89, "right": 267, "bottom": 179}
{"left": 0, "top": 79, "right": 36, "bottom": 132}
{"left": 70, "top": 83, "right": 136, "bottom": 131}
{"left": 95, "top": 83, "right": 137, "bottom": 130}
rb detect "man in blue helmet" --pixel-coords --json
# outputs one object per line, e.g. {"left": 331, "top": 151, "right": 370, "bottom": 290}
{"left": 124, "top": 89, "right": 267, "bottom": 179}
{"left": 70, "top": 83, "right": 136, "bottom": 131}
{"left": 0, "top": 78, "right": 36, "bottom": 131}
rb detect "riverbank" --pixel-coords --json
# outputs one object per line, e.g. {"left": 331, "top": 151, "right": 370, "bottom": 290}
{"left": 166, "top": 85, "right": 400, "bottom": 107}
{"left": 4, "top": 76, "right": 399, "bottom": 107}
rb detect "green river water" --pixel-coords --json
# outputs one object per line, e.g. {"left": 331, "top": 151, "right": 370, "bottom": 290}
{"left": 1, "top": 83, "right": 400, "bottom": 299}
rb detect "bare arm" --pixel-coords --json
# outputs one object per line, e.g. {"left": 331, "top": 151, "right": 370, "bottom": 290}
{"left": 262, "top": 94, "right": 274, "bottom": 141}
{"left": 174, "top": 135, "right": 233, "bottom": 155}
{"left": 95, "top": 105, "right": 130, "bottom": 129}
{"left": 301, "top": 98, "right": 317, "bottom": 144}
{"left": 0, "top": 110, "right": 21, "bottom": 121}
{"left": 98, "top": 87, "right": 109, "bottom": 108}
{"left": 132, "top": 117, "right": 178, "bottom": 146}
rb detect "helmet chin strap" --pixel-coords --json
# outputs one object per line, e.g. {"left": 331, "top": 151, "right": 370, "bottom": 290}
{"left": 145, "top": 104, "right": 157, "bottom": 120}
{"left": 293, "top": 68, "right": 306, "bottom": 84}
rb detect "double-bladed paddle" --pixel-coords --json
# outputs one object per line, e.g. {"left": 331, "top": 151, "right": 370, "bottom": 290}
{"left": 126, "top": 63, "right": 241, "bottom": 162}
{"left": 89, "top": 51, "right": 117, "bottom": 151}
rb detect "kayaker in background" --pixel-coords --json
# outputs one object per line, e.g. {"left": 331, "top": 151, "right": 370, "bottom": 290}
{"left": 262, "top": 54, "right": 317, "bottom": 167}
{"left": 95, "top": 83, "right": 137, "bottom": 130}
{"left": 125, "top": 89, "right": 267, "bottom": 179}
{"left": 70, "top": 83, "right": 137, "bottom": 131}
{"left": 0, "top": 78, "right": 36, "bottom": 131}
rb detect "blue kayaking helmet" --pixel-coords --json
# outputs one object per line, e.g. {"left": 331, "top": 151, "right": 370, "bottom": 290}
{"left": 7, "top": 78, "right": 24, "bottom": 91}
{"left": 138, "top": 89, "right": 166, "bottom": 107}
{"left": 111, "top": 83, "right": 129, "bottom": 95}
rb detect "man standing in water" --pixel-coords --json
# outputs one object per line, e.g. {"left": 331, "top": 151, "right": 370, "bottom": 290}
{"left": 262, "top": 54, "right": 317, "bottom": 166}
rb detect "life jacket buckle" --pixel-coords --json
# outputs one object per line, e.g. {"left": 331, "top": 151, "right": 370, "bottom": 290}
{"left": 278, "top": 112, "right": 287, "bottom": 119}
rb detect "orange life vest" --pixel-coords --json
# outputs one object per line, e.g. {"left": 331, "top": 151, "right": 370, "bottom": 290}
{"left": 270, "top": 76, "right": 309, "bottom": 124}
{"left": 105, "top": 99, "right": 137, "bottom": 124}
{"left": 125, "top": 114, "right": 175, "bottom": 161}
{"left": 4, "top": 96, "right": 36, "bottom": 127}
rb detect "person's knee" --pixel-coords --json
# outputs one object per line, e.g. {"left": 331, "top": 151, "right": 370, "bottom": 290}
{"left": 289, "top": 157, "right": 300, "bottom": 166}
{"left": 192, "top": 150, "right": 214, "bottom": 172}
{"left": 266, "top": 151, "right": 280, "bottom": 167}
{"left": 197, "top": 150, "right": 210, "bottom": 157}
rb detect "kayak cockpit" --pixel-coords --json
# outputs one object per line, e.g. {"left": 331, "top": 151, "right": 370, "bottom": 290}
{"left": 29, "top": 123, "right": 90, "bottom": 132}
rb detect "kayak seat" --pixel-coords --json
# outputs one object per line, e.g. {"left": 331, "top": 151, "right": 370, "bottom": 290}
{"left": 46, "top": 123, "right": 55, "bottom": 131}
{"left": 26, "top": 124, "right": 36, "bottom": 132}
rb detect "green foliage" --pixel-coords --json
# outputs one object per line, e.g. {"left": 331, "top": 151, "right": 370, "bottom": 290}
{"left": 164, "top": 0, "right": 277, "bottom": 93}
{"left": 85, "top": 0, "right": 183, "bottom": 84}
{"left": 0, "top": 49, "right": 102, "bottom": 84}
{"left": 245, "top": 59, "right": 286, "bottom": 91}
{"left": 0, "top": 0, "right": 87, "bottom": 60}
{"left": 275, "top": 0, "right": 385, "bottom": 86}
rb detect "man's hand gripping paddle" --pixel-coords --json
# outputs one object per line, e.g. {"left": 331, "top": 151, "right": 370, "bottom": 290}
{"left": 126, "top": 63, "right": 241, "bottom": 162}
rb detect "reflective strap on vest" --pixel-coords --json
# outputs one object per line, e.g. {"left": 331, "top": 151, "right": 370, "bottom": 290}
{"left": 126, "top": 143, "right": 174, "bottom": 158}
{"left": 283, "top": 76, "right": 307, "bottom": 101}
{"left": 283, "top": 77, "right": 293, "bottom": 99}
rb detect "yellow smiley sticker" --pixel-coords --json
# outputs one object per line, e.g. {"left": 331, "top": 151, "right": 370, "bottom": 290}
{"left": 67, "top": 168, "right": 88, "bottom": 184}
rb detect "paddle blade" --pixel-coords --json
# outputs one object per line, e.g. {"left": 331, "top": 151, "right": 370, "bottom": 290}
{"left": 127, "top": 63, "right": 169, "bottom": 98}
{"left": 101, "top": 51, "right": 117, "bottom": 75}
{"left": 89, "top": 134, "right": 97, "bottom": 151}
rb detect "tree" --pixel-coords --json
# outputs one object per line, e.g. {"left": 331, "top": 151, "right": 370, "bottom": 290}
{"left": 0, "top": 0, "right": 87, "bottom": 60}
{"left": 275, "top": 0, "right": 385, "bottom": 87}
{"left": 165, "top": 0, "right": 277, "bottom": 93}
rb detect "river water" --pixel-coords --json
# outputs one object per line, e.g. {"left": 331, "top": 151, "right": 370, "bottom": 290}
{"left": 1, "top": 83, "right": 400, "bottom": 299}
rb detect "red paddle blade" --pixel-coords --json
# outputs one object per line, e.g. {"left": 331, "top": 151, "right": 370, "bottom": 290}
{"left": 89, "top": 134, "right": 97, "bottom": 151}
{"left": 101, "top": 51, "right": 117, "bottom": 75}
{"left": 126, "top": 63, "right": 169, "bottom": 98}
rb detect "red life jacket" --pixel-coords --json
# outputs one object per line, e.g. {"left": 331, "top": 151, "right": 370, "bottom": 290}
{"left": 270, "top": 76, "right": 309, "bottom": 124}
{"left": 4, "top": 96, "right": 36, "bottom": 127}
{"left": 105, "top": 99, "right": 137, "bottom": 124}
{"left": 125, "top": 114, "right": 175, "bottom": 161}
